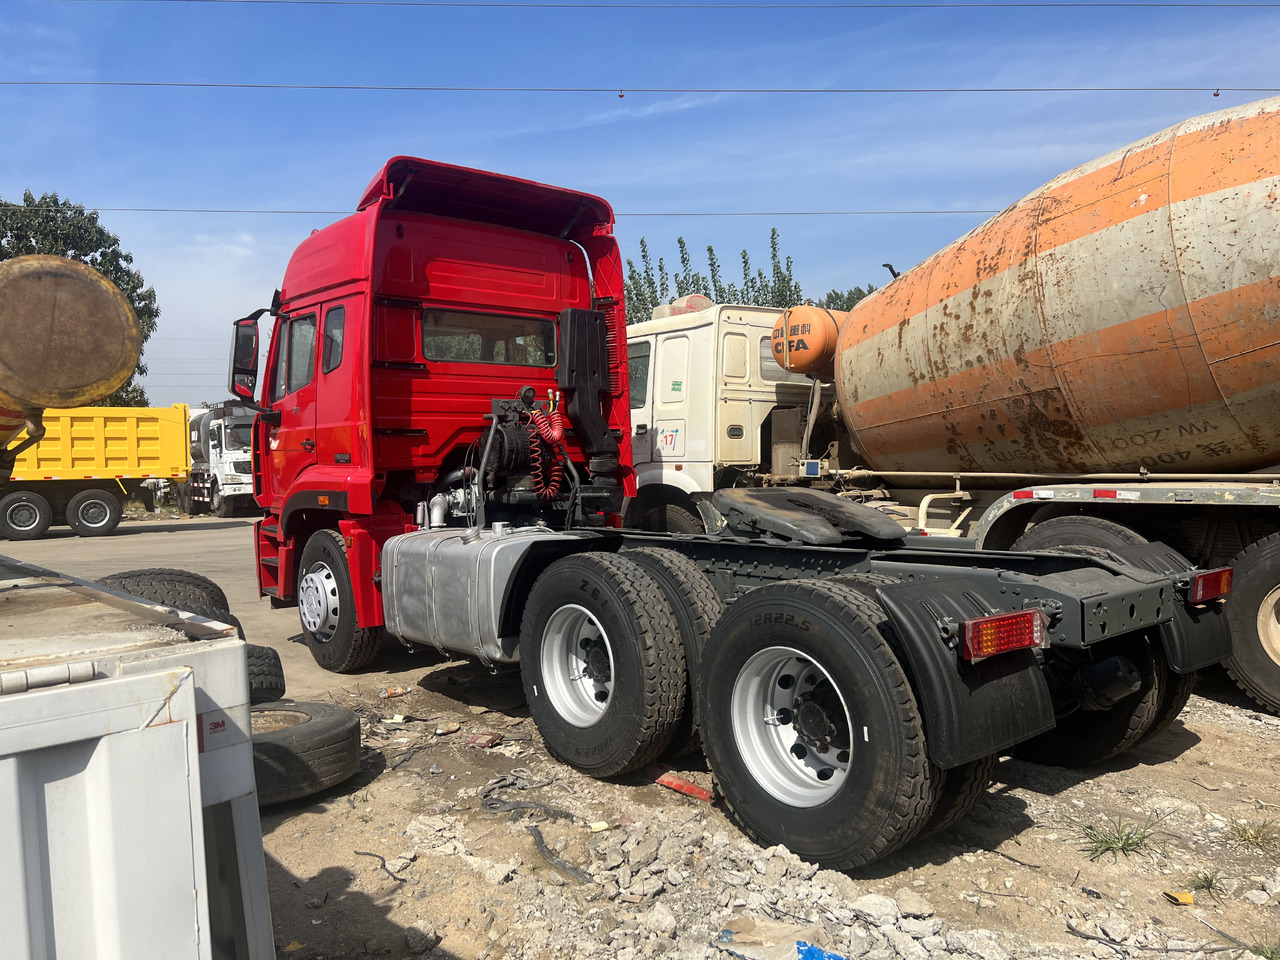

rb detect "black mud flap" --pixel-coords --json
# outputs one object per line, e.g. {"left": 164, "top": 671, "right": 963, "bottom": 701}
{"left": 875, "top": 577, "right": 1056, "bottom": 769}
{"left": 1108, "top": 543, "right": 1233, "bottom": 672}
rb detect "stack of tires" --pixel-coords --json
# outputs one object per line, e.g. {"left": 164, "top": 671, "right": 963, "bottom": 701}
{"left": 96, "top": 568, "right": 361, "bottom": 806}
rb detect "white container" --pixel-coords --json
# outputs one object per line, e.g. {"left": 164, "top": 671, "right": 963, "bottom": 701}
{"left": 0, "top": 557, "right": 274, "bottom": 960}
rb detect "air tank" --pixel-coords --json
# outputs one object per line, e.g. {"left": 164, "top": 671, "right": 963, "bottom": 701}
{"left": 815, "top": 96, "right": 1280, "bottom": 475}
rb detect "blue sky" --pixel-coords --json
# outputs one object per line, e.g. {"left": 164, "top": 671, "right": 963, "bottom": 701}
{"left": 2, "top": 0, "right": 1278, "bottom": 409}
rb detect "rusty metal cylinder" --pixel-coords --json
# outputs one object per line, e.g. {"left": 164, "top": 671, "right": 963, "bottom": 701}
{"left": 0, "top": 255, "right": 142, "bottom": 440}
{"left": 833, "top": 96, "right": 1280, "bottom": 475}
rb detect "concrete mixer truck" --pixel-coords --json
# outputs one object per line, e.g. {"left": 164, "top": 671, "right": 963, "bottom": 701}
{"left": 228, "top": 154, "right": 1235, "bottom": 869}
{"left": 628, "top": 95, "right": 1280, "bottom": 716}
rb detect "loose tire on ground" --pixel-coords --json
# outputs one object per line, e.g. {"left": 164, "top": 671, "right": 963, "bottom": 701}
{"left": 641, "top": 503, "right": 703, "bottom": 534}
{"left": 519, "top": 551, "right": 686, "bottom": 777}
{"left": 297, "top": 529, "right": 384, "bottom": 673}
{"left": 1223, "top": 532, "right": 1280, "bottom": 714}
{"left": 0, "top": 489, "right": 52, "bottom": 540}
{"left": 97, "top": 567, "right": 231, "bottom": 612}
{"left": 699, "top": 579, "right": 935, "bottom": 869}
{"left": 250, "top": 700, "right": 361, "bottom": 805}
{"left": 625, "top": 546, "right": 726, "bottom": 758}
{"left": 245, "top": 644, "right": 287, "bottom": 704}
{"left": 66, "top": 487, "right": 123, "bottom": 537}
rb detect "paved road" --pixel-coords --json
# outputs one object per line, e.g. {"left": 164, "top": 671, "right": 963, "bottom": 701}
{"left": 1, "top": 515, "right": 422, "bottom": 699}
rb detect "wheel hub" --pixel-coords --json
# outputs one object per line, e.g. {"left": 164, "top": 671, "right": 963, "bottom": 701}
{"left": 793, "top": 695, "right": 837, "bottom": 747}
{"left": 7, "top": 504, "right": 37, "bottom": 530}
{"left": 80, "top": 501, "right": 108, "bottom": 526}
{"left": 299, "top": 566, "right": 340, "bottom": 640}
{"left": 541, "top": 604, "right": 615, "bottom": 728}
{"left": 583, "top": 643, "right": 612, "bottom": 683}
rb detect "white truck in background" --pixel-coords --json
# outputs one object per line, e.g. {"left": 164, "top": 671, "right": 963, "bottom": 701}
{"left": 624, "top": 295, "right": 825, "bottom": 532}
{"left": 179, "top": 403, "right": 258, "bottom": 518}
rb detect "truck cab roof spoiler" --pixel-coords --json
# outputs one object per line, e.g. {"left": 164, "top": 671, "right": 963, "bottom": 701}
{"left": 356, "top": 157, "right": 615, "bottom": 242}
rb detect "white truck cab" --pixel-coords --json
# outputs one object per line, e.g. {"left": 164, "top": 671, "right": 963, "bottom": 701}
{"left": 625, "top": 296, "right": 816, "bottom": 530}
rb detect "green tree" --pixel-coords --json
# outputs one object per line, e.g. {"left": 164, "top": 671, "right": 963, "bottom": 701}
{"left": 624, "top": 229, "right": 828, "bottom": 323}
{"left": 816, "top": 285, "right": 876, "bottom": 311}
{"left": 0, "top": 190, "right": 158, "bottom": 406}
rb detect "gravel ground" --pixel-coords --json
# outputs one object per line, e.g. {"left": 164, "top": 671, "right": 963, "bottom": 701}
{"left": 260, "top": 659, "right": 1280, "bottom": 960}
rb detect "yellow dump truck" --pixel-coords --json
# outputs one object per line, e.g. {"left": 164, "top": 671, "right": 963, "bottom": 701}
{"left": 1, "top": 404, "right": 190, "bottom": 540}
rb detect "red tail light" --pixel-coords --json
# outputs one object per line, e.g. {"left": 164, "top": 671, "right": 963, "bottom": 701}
{"left": 961, "top": 610, "right": 1045, "bottom": 662}
{"left": 1189, "top": 567, "right": 1233, "bottom": 603}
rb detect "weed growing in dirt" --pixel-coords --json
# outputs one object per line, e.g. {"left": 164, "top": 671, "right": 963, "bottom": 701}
{"left": 1249, "top": 938, "right": 1280, "bottom": 960}
{"left": 1226, "top": 819, "right": 1279, "bottom": 852}
{"left": 1191, "top": 868, "right": 1225, "bottom": 901}
{"left": 1077, "top": 814, "right": 1165, "bottom": 862}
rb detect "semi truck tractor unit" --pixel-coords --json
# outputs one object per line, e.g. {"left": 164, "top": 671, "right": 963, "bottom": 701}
{"left": 229, "top": 156, "right": 1234, "bottom": 868}
{"left": 632, "top": 95, "right": 1280, "bottom": 716}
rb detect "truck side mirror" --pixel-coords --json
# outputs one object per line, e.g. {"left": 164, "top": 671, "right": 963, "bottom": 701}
{"left": 229, "top": 311, "right": 265, "bottom": 400}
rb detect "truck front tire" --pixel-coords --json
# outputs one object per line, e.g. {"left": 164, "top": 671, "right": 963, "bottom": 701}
{"left": 298, "top": 529, "right": 384, "bottom": 672}
{"left": 0, "top": 490, "right": 52, "bottom": 540}
{"left": 66, "top": 488, "right": 123, "bottom": 537}
{"left": 1224, "top": 532, "right": 1280, "bottom": 714}
{"left": 641, "top": 503, "right": 703, "bottom": 534}
{"left": 519, "top": 552, "right": 685, "bottom": 777}
{"left": 699, "top": 580, "right": 934, "bottom": 869}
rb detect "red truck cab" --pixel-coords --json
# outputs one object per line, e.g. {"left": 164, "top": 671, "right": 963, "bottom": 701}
{"left": 229, "top": 157, "right": 634, "bottom": 669}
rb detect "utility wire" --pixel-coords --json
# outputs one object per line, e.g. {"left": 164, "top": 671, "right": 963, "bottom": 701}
{"left": 0, "top": 203, "right": 1002, "bottom": 217}
{"left": 36, "top": 1, "right": 1280, "bottom": 8}
{"left": 2, "top": 80, "right": 1272, "bottom": 95}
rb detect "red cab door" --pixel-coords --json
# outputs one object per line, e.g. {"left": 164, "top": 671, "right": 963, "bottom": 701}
{"left": 261, "top": 311, "right": 320, "bottom": 511}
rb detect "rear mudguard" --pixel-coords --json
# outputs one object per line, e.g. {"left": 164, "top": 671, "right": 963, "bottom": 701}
{"left": 874, "top": 577, "right": 1056, "bottom": 769}
{"left": 1108, "top": 543, "right": 1232, "bottom": 672}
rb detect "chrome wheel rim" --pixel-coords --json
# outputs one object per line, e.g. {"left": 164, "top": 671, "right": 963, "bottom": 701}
{"left": 1257, "top": 584, "right": 1280, "bottom": 667}
{"left": 731, "top": 645, "right": 852, "bottom": 806}
{"left": 78, "top": 499, "right": 110, "bottom": 529}
{"left": 299, "top": 563, "right": 340, "bottom": 641}
{"left": 541, "top": 603, "right": 615, "bottom": 727}
{"left": 6, "top": 502, "right": 40, "bottom": 532}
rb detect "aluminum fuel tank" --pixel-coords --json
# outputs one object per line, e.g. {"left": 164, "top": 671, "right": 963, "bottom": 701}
{"left": 835, "top": 96, "right": 1280, "bottom": 474}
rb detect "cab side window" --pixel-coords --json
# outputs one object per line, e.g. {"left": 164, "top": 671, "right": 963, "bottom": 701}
{"left": 269, "top": 314, "right": 319, "bottom": 402}
{"left": 629, "top": 341, "right": 651, "bottom": 409}
{"left": 287, "top": 316, "right": 318, "bottom": 394}
{"left": 322, "top": 306, "right": 345, "bottom": 374}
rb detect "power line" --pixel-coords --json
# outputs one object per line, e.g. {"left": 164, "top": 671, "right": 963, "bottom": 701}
{"left": 37, "top": 1, "right": 1280, "bottom": 7}
{"left": 1, "top": 80, "right": 1272, "bottom": 95}
{"left": 0, "top": 202, "right": 1002, "bottom": 216}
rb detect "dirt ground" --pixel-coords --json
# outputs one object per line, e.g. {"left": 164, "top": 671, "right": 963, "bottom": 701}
{"left": 258, "top": 653, "right": 1280, "bottom": 960}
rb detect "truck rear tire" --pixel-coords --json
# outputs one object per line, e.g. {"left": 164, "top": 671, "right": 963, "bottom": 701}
{"left": 699, "top": 580, "right": 934, "bottom": 869}
{"left": 1223, "top": 532, "right": 1280, "bottom": 714}
{"left": 625, "top": 546, "right": 726, "bottom": 758}
{"left": 250, "top": 700, "right": 361, "bottom": 805}
{"left": 919, "top": 754, "right": 997, "bottom": 838}
{"left": 1011, "top": 514, "right": 1147, "bottom": 553}
{"left": 1012, "top": 633, "right": 1162, "bottom": 767}
{"left": 642, "top": 503, "right": 703, "bottom": 534}
{"left": 66, "top": 488, "right": 123, "bottom": 537}
{"left": 1012, "top": 517, "right": 1187, "bottom": 762}
{"left": 298, "top": 529, "right": 384, "bottom": 673}
{"left": 0, "top": 490, "right": 52, "bottom": 540}
{"left": 519, "top": 552, "right": 685, "bottom": 777}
